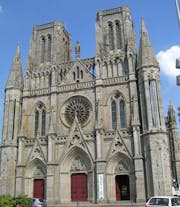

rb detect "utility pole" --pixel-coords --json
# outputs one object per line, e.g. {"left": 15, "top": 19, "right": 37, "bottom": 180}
{"left": 175, "top": 0, "right": 180, "bottom": 86}
{"left": 175, "top": 0, "right": 180, "bottom": 26}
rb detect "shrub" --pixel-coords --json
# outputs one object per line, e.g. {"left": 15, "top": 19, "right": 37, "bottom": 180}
{"left": 0, "top": 195, "right": 32, "bottom": 207}
{"left": 14, "top": 195, "right": 32, "bottom": 207}
{"left": 0, "top": 195, "right": 15, "bottom": 207}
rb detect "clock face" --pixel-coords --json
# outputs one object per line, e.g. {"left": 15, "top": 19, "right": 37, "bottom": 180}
{"left": 63, "top": 96, "right": 92, "bottom": 127}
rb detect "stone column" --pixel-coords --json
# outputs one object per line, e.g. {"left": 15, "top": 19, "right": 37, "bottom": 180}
{"left": 132, "top": 125, "right": 146, "bottom": 202}
{"left": 46, "top": 164, "right": 56, "bottom": 205}
{"left": 48, "top": 136, "right": 54, "bottom": 162}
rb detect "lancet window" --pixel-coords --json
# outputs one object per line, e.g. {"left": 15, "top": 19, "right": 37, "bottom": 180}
{"left": 47, "top": 34, "right": 52, "bottom": 62}
{"left": 34, "top": 103, "right": 46, "bottom": 137}
{"left": 72, "top": 66, "right": 83, "bottom": 82}
{"left": 108, "top": 21, "right": 114, "bottom": 50}
{"left": 111, "top": 101, "right": 117, "bottom": 129}
{"left": 115, "top": 20, "right": 122, "bottom": 49}
{"left": 111, "top": 93, "right": 126, "bottom": 129}
{"left": 120, "top": 100, "right": 126, "bottom": 128}
{"left": 40, "top": 36, "right": 45, "bottom": 63}
{"left": 40, "top": 34, "right": 52, "bottom": 63}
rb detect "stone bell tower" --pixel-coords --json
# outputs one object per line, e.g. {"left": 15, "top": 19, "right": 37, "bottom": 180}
{"left": 27, "top": 20, "right": 72, "bottom": 68}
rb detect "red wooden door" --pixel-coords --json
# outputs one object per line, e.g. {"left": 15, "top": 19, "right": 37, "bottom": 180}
{"left": 33, "top": 179, "right": 44, "bottom": 199}
{"left": 71, "top": 173, "right": 87, "bottom": 201}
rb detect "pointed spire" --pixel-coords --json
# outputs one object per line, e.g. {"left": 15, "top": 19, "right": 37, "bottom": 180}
{"left": 137, "top": 18, "right": 159, "bottom": 69}
{"left": 6, "top": 45, "right": 23, "bottom": 90}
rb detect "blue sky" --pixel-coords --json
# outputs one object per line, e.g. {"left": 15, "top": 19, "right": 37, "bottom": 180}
{"left": 0, "top": 0, "right": 180, "bottom": 136}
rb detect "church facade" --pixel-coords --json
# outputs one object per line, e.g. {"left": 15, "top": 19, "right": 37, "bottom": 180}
{"left": 0, "top": 5, "right": 180, "bottom": 206}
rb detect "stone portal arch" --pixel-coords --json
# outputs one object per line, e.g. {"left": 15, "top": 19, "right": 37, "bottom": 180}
{"left": 24, "top": 158, "right": 47, "bottom": 199}
{"left": 59, "top": 146, "right": 94, "bottom": 203}
{"left": 106, "top": 152, "right": 133, "bottom": 202}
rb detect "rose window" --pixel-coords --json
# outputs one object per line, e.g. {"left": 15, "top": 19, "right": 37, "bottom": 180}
{"left": 64, "top": 96, "right": 91, "bottom": 126}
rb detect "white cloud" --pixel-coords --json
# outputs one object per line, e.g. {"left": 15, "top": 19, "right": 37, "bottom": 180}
{"left": 156, "top": 45, "right": 180, "bottom": 77}
{"left": 0, "top": 5, "right": 3, "bottom": 13}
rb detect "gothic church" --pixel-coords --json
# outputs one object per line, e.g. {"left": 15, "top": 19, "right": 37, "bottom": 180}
{"left": 0, "top": 5, "right": 180, "bottom": 207}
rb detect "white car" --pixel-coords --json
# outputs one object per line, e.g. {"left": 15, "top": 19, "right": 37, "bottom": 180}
{"left": 145, "top": 196, "right": 180, "bottom": 207}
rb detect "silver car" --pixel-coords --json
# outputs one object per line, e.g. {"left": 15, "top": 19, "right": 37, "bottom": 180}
{"left": 145, "top": 196, "right": 180, "bottom": 207}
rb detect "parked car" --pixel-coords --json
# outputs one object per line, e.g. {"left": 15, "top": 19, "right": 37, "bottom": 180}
{"left": 32, "top": 198, "right": 46, "bottom": 207}
{"left": 145, "top": 196, "right": 180, "bottom": 207}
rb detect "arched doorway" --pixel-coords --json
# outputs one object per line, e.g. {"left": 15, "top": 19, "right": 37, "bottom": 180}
{"left": 33, "top": 163, "right": 46, "bottom": 199}
{"left": 115, "top": 174, "right": 130, "bottom": 200}
{"left": 59, "top": 147, "right": 93, "bottom": 203}
{"left": 106, "top": 152, "right": 132, "bottom": 202}
{"left": 25, "top": 158, "right": 46, "bottom": 199}
{"left": 71, "top": 173, "right": 87, "bottom": 201}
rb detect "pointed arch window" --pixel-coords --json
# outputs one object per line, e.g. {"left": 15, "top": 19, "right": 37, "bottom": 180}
{"left": 41, "top": 109, "right": 46, "bottom": 136}
{"left": 35, "top": 111, "right": 39, "bottom": 136}
{"left": 60, "top": 70, "right": 63, "bottom": 81}
{"left": 115, "top": 20, "right": 122, "bottom": 49}
{"left": 47, "top": 34, "right": 52, "bottom": 62}
{"left": 123, "top": 57, "right": 129, "bottom": 75}
{"left": 111, "top": 94, "right": 127, "bottom": 130}
{"left": 40, "top": 36, "right": 45, "bottom": 63}
{"left": 77, "top": 66, "right": 80, "bottom": 79}
{"left": 34, "top": 103, "right": 46, "bottom": 137}
{"left": 72, "top": 66, "right": 84, "bottom": 82}
{"left": 120, "top": 100, "right": 126, "bottom": 128}
{"left": 80, "top": 70, "right": 83, "bottom": 79}
{"left": 141, "top": 82, "right": 148, "bottom": 129}
{"left": 73, "top": 71, "right": 76, "bottom": 80}
{"left": 108, "top": 22, "right": 114, "bottom": 50}
{"left": 111, "top": 101, "right": 117, "bottom": 129}
{"left": 48, "top": 72, "right": 52, "bottom": 87}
